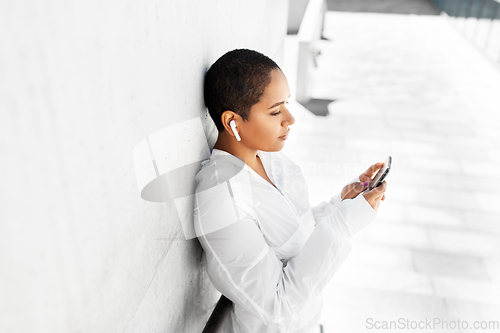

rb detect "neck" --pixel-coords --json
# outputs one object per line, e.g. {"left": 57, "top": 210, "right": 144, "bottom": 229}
{"left": 212, "top": 131, "right": 260, "bottom": 168}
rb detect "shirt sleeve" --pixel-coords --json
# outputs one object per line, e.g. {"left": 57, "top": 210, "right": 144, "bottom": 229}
{"left": 311, "top": 176, "right": 361, "bottom": 223}
{"left": 195, "top": 178, "right": 376, "bottom": 331}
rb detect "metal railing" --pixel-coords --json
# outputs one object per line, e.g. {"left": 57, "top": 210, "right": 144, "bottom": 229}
{"left": 429, "top": 0, "right": 500, "bottom": 69}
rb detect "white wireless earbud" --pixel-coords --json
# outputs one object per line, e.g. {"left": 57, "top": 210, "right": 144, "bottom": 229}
{"left": 229, "top": 120, "right": 241, "bottom": 142}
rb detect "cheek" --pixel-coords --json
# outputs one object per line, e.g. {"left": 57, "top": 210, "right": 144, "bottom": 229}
{"left": 258, "top": 120, "right": 281, "bottom": 138}
{"left": 245, "top": 116, "right": 281, "bottom": 140}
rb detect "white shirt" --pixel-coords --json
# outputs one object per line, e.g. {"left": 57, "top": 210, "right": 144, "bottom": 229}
{"left": 194, "top": 148, "right": 377, "bottom": 333}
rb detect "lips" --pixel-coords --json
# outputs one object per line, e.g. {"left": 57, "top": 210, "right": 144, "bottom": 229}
{"left": 279, "top": 130, "right": 290, "bottom": 139}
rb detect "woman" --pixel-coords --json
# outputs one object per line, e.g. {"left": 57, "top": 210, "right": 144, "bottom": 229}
{"left": 194, "top": 49, "right": 387, "bottom": 332}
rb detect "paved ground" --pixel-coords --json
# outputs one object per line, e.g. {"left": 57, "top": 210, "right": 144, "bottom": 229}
{"left": 282, "top": 3, "right": 500, "bottom": 333}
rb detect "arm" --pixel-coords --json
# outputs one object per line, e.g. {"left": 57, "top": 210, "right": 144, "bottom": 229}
{"left": 195, "top": 187, "right": 376, "bottom": 331}
{"left": 310, "top": 176, "right": 359, "bottom": 222}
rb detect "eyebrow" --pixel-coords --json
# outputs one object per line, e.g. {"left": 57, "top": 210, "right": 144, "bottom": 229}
{"left": 267, "top": 94, "right": 291, "bottom": 110}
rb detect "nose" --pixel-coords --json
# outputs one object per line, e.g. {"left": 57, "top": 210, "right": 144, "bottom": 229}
{"left": 282, "top": 105, "right": 295, "bottom": 126}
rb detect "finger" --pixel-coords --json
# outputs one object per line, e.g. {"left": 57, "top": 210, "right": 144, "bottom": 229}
{"left": 363, "top": 181, "right": 387, "bottom": 201}
{"left": 352, "top": 182, "right": 368, "bottom": 194}
{"left": 363, "top": 193, "right": 382, "bottom": 211}
{"left": 341, "top": 182, "right": 368, "bottom": 200}
{"left": 359, "top": 162, "right": 385, "bottom": 182}
{"left": 373, "top": 180, "right": 388, "bottom": 192}
{"left": 366, "top": 191, "right": 385, "bottom": 204}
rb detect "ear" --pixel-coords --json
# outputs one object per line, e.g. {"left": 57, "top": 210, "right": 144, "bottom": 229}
{"left": 220, "top": 110, "right": 240, "bottom": 137}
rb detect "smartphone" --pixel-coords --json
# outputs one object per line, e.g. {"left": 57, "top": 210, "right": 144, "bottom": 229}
{"left": 369, "top": 156, "right": 392, "bottom": 190}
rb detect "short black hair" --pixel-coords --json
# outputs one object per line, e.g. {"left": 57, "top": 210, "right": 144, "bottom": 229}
{"left": 204, "top": 49, "right": 280, "bottom": 132}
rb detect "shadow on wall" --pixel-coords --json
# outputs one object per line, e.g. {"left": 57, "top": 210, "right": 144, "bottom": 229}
{"left": 132, "top": 116, "right": 218, "bottom": 240}
{"left": 298, "top": 98, "right": 335, "bottom": 117}
{"left": 430, "top": 0, "right": 500, "bottom": 19}
{"left": 325, "top": 0, "right": 439, "bottom": 15}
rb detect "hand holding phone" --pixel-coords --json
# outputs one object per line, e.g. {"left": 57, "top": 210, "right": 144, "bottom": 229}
{"left": 368, "top": 156, "right": 392, "bottom": 190}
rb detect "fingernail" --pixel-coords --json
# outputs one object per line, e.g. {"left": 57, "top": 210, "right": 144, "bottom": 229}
{"left": 362, "top": 182, "right": 369, "bottom": 186}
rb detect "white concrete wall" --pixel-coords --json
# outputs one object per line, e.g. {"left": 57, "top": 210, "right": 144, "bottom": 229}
{"left": 288, "top": 0, "right": 310, "bottom": 34}
{"left": 0, "top": 1, "right": 288, "bottom": 332}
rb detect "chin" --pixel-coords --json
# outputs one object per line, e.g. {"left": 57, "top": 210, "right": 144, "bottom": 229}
{"left": 266, "top": 143, "right": 286, "bottom": 152}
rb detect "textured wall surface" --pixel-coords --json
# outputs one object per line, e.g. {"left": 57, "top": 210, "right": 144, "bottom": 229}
{"left": 0, "top": 1, "right": 287, "bottom": 332}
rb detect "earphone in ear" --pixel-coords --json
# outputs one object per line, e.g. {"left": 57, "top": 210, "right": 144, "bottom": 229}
{"left": 229, "top": 120, "right": 241, "bottom": 141}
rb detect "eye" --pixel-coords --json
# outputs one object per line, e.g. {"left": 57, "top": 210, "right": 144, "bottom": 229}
{"left": 270, "top": 110, "right": 282, "bottom": 116}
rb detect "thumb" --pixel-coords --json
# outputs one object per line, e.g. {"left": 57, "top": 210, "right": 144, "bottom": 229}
{"left": 341, "top": 181, "right": 369, "bottom": 200}
{"left": 363, "top": 180, "right": 387, "bottom": 201}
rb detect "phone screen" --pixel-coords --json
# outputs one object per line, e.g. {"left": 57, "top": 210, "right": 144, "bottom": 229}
{"left": 369, "top": 156, "right": 392, "bottom": 190}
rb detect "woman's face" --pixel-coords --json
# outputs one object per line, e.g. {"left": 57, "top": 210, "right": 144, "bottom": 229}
{"left": 238, "top": 69, "right": 295, "bottom": 152}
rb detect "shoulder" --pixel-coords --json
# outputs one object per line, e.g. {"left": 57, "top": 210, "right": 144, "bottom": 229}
{"left": 194, "top": 154, "right": 258, "bottom": 235}
{"left": 195, "top": 153, "right": 247, "bottom": 192}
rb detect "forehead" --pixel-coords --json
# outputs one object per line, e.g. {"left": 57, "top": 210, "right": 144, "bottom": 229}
{"left": 257, "top": 69, "right": 290, "bottom": 106}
